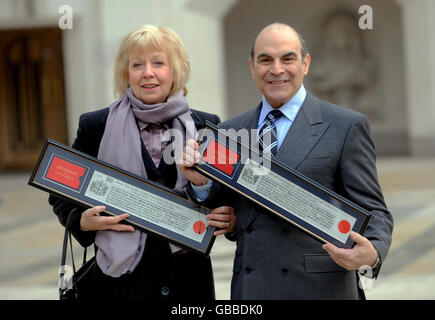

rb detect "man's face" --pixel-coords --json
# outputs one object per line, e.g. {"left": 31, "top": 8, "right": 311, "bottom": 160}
{"left": 249, "top": 27, "right": 310, "bottom": 108}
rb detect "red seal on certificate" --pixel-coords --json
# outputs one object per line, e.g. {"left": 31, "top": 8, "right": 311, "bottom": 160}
{"left": 193, "top": 221, "right": 206, "bottom": 234}
{"left": 338, "top": 220, "right": 351, "bottom": 234}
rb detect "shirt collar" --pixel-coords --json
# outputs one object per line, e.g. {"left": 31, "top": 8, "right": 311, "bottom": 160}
{"left": 258, "top": 84, "right": 306, "bottom": 126}
{"left": 138, "top": 121, "right": 169, "bottom": 132}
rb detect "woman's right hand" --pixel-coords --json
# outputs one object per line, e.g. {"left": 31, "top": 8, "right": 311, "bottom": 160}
{"left": 178, "top": 139, "right": 210, "bottom": 186}
{"left": 80, "top": 206, "right": 135, "bottom": 232}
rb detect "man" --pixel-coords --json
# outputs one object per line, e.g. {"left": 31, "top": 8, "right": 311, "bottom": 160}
{"left": 180, "top": 23, "right": 393, "bottom": 299}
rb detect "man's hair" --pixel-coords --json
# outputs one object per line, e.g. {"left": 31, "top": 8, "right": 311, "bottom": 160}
{"left": 250, "top": 23, "right": 309, "bottom": 64}
{"left": 114, "top": 25, "right": 190, "bottom": 97}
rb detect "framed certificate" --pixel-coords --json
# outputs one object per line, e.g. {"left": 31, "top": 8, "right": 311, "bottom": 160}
{"left": 193, "top": 122, "right": 371, "bottom": 248}
{"left": 28, "top": 139, "right": 215, "bottom": 255}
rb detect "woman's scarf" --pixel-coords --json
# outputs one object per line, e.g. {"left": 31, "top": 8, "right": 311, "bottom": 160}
{"left": 95, "top": 87, "right": 197, "bottom": 277}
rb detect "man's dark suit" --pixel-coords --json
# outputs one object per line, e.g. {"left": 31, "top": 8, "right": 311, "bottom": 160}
{"left": 203, "top": 92, "right": 393, "bottom": 299}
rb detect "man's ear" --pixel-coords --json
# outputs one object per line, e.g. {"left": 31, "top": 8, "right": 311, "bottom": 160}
{"left": 303, "top": 53, "right": 311, "bottom": 75}
{"left": 249, "top": 58, "right": 255, "bottom": 79}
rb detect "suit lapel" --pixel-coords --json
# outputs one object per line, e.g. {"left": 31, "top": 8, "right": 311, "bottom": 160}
{"left": 246, "top": 93, "right": 330, "bottom": 227}
{"left": 234, "top": 103, "right": 262, "bottom": 131}
{"left": 276, "top": 92, "right": 330, "bottom": 169}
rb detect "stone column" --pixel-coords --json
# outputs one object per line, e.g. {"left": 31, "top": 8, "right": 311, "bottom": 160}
{"left": 396, "top": 0, "right": 435, "bottom": 156}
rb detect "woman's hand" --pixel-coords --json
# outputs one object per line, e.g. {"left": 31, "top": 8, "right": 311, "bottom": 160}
{"left": 80, "top": 206, "right": 135, "bottom": 232}
{"left": 178, "top": 139, "right": 210, "bottom": 186}
{"left": 206, "top": 206, "right": 236, "bottom": 236}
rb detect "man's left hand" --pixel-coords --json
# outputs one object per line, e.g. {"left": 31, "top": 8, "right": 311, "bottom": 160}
{"left": 322, "top": 231, "right": 379, "bottom": 270}
{"left": 206, "top": 206, "right": 236, "bottom": 236}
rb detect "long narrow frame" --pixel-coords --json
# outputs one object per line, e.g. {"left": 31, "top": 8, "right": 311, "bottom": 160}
{"left": 29, "top": 139, "right": 215, "bottom": 255}
{"left": 193, "top": 121, "right": 371, "bottom": 248}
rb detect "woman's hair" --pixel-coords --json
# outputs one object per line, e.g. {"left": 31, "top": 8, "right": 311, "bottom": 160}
{"left": 114, "top": 25, "right": 190, "bottom": 98}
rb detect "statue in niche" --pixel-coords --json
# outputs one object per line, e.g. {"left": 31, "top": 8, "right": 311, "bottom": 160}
{"left": 309, "top": 10, "right": 381, "bottom": 120}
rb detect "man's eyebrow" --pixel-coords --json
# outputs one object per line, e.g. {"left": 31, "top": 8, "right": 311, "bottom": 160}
{"left": 282, "top": 51, "right": 298, "bottom": 58}
{"left": 256, "top": 51, "right": 298, "bottom": 60}
{"left": 256, "top": 53, "right": 272, "bottom": 60}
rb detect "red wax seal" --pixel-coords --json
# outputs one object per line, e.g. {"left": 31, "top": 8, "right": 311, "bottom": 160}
{"left": 338, "top": 220, "right": 351, "bottom": 234}
{"left": 193, "top": 221, "right": 206, "bottom": 234}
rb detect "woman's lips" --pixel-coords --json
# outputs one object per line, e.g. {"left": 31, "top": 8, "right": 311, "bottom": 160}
{"left": 141, "top": 84, "right": 159, "bottom": 89}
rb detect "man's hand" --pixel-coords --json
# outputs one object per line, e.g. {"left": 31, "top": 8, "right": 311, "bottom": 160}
{"left": 178, "top": 139, "right": 209, "bottom": 186}
{"left": 206, "top": 206, "right": 236, "bottom": 236}
{"left": 322, "top": 231, "right": 379, "bottom": 270}
{"left": 80, "top": 206, "right": 135, "bottom": 232}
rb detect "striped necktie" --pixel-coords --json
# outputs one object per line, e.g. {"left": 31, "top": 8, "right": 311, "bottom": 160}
{"left": 258, "top": 109, "right": 283, "bottom": 157}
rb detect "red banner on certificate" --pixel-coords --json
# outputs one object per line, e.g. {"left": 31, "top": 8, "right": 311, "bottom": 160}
{"left": 29, "top": 139, "right": 216, "bottom": 255}
{"left": 45, "top": 155, "right": 86, "bottom": 190}
{"left": 202, "top": 140, "right": 240, "bottom": 176}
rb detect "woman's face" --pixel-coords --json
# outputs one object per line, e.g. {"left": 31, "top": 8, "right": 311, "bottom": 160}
{"left": 128, "top": 49, "right": 174, "bottom": 104}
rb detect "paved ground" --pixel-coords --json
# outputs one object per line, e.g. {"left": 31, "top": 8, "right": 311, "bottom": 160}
{"left": 0, "top": 157, "right": 434, "bottom": 300}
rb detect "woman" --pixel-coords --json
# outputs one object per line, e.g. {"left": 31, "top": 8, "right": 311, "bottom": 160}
{"left": 49, "top": 25, "right": 235, "bottom": 300}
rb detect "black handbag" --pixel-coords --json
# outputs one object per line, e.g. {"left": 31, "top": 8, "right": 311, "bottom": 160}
{"left": 59, "top": 210, "right": 96, "bottom": 300}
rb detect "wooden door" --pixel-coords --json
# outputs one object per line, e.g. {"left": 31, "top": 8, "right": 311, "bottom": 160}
{"left": 0, "top": 27, "right": 68, "bottom": 170}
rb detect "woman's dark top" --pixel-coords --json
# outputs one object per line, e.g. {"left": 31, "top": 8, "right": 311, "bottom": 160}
{"left": 49, "top": 107, "right": 220, "bottom": 301}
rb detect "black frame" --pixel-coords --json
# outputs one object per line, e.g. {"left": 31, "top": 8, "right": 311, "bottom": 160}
{"left": 28, "top": 139, "right": 216, "bottom": 255}
{"left": 193, "top": 121, "right": 371, "bottom": 248}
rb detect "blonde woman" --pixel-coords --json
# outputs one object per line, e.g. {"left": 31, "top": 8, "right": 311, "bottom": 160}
{"left": 49, "top": 25, "right": 235, "bottom": 300}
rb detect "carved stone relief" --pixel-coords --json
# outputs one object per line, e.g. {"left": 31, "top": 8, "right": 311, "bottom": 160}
{"left": 309, "top": 9, "right": 381, "bottom": 120}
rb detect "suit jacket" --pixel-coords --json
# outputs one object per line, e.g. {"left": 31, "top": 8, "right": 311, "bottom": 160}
{"left": 203, "top": 92, "right": 393, "bottom": 300}
{"left": 49, "top": 107, "right": 221, "bottom": 248}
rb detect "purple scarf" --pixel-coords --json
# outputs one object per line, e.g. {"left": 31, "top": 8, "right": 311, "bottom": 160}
{"left": 95, "top": 87, "right": 197, "bottom": 277}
